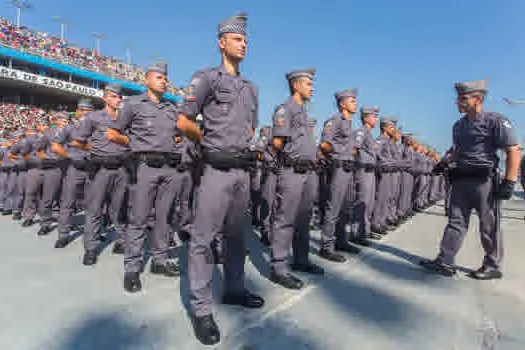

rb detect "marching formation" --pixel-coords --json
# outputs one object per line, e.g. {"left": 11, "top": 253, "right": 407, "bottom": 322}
{"left": 0, "top": 13, "right": 519, "bottom": 347}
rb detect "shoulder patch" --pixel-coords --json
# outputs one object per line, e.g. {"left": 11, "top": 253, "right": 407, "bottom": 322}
{"left": 502, "top": 119, "right": 512, "bottom": 129}
{"left": 274, "top": 107, "right": 285, "bottom": 127}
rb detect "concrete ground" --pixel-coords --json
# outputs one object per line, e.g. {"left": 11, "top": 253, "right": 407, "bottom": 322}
{"left": 1, "top": 194, "right": 525, "bottom": 350}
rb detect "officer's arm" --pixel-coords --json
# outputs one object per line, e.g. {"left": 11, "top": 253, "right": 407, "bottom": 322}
{"left": 271, "top": 106, "right": 291, "bottom": 153}
{"left": 51, "top": 143, "right": 68, "bottom": 158}
{"left": 72, "top": 116, "right": 94, "bottom": 151}
{"left": 20, "top": 140, "right": 31, "bottom": 160}
{"left": 176, "top": 115, "right": 202, "bottom": 143}
{"left": 108, "top": 102, "right": 131, "bottom": 145}
{"left": 35, "top": 136, "right": 48, "bottom": 159}
{"left": 505, "top": 145, "right": 520, "bottom": 181}
{"left": 177, "top": 72, "right": 214, "bottom": 142}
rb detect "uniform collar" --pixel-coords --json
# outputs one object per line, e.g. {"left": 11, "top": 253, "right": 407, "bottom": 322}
{"left": 287, "top": 96, "right": 306, "bottom": 115}
{"left": 140, "top": 92, "right": 169, "bottom": 106}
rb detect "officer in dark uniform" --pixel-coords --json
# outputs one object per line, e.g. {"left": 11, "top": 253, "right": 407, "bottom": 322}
{"left": 319, "top": 89, "right": 362, "bottom": 263}
{"left": 4, "top": 130, "right": 25, "bottom": 217}
{"left": 270, "top": 68, "right": 324, "bottom": 291}
{"left": 73, "top": 84, "right": 129, "bottom": 265}
{"left": 53, "top": 98, "right": 94, "bottom": 248}
{"left": 176, "top": 13, "right": 264, "bottom": 346}
{"left": 11, "top": 127, "right": 36, "bottom": 221}
{"left": 421, "top": 80, "right": 520, "bottom": 279}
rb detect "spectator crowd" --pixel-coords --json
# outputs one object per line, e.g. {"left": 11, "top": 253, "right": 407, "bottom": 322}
{"left": 0, "top": 17, "right": 182, "bottom": 95}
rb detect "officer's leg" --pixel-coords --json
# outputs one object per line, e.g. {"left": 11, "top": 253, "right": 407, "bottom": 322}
{"left": 293, "top": 172, "right": 318, "bottom": 265}
{"left": 436, "top": 179, "right": 472, "bottom": 265}
{"left": 58, "top": 166, "right": 77, "bottom": 241}
{"left": 475, "top": 179, "right": 502, "bottom": 269}
{"left": 22, "top": 169, "right": 40, "bottom": 222}
{"left": 108, "top": 168, "right": 128, "bottom": 249}
{"left": 188, "top": 166, "right": 234, "bottom": 317}
{"left": 4, "top": 171, "right": 17, "bottom": 213}
{"left": 39, "top": 168, "right": 61, "bottom": 232}
{"left": 83, "top": 168, "right": 111, "bottom": 255}
{"left": 124, "top": 164, "right": 158, "bottom": 274}
{"left": 321, "top": 168, "right": 348, "bottom": 253}
{"left": 177, "top": 171, "right": 193, "bottom": 237}
{"left": 271, "top": 169, "right": 304, "bottom": 275}
{"left": 14, "top": 170, "right": 27, "bottom": 218}
{"left": 259, "top": 171, "right": 276, "bottom": 242}
{"left": 150, "top": 169, "right": 178, "bottom": 267}
{"left": 223, "top": 169, "right": 250, "bottom": 295}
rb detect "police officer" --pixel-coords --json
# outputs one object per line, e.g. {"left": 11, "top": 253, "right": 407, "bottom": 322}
{"left": 20, "top": 121, "right": 47, "bottom": 227}
{"left": 353, "top": 107, "right": 380, "bottom": 245}
{"left": 176, "top": 13, "right": 264, "bottom": 346}
{"left": 319, "top": 89, "right": 362, "bottom": 263}
{"left": 4, "top": 130, "right": 25, "bottom": 217}
{"left": 11, "top": 127, "right": 35, "bottom": 221}
{"left": 73, "top": 84, "right": 129, "bottom": 265}
{"left": 421, "top": 80, "right": 520, "bottom": 279}
{"left": 53, "top": 98, "right": 94, "bottom": 249}
{"left": 34, "top": 115, "right": 67, "bottom": 236}
{"left": 270, "top": 68, "right": 324, "bottom": 291}
{"left": 258, "top": 126, "right": 278, "bottom": 245}
{"left": 371, "top": 116, "right": 397, "bottom": 236}
{"left": 110, "top": 65, "right": 185, "bottom": 287}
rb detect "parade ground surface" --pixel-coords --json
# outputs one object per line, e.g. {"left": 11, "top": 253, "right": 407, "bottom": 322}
{"left": 2, "top": 194, "right": 525, "bottom": 350}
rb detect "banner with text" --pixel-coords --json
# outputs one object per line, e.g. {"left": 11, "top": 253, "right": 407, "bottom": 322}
{"left": 0, "top": 66, "right": 103, "bottom": 98}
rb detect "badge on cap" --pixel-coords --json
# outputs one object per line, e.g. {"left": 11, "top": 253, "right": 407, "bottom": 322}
{"left": 502, "top": 119, "right": 512, "bottom": 129}
{"left": 322, "top": 121, "right": 332, "bottom": 135}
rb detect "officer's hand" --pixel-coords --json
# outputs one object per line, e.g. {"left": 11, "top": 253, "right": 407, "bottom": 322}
{"left": 496, "top": 179, "right": 516, "bottom": 200}
{"left": 432, "top": 162, "right": 446, "bottom": 175}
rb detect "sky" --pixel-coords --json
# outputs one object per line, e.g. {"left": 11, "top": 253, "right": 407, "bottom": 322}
{"left": 4, "top": 0, "right": 525, "bottom": 152}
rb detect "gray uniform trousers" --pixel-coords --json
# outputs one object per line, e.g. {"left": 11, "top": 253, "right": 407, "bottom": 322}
{"left": 188, "top": 166, "right": 249, "bottom": 317}
{"left": 389, "top": 172, "right": 401, "bottom": 221}
{"left": 259, "top": 169, "right": 278, "bottom": 239}
{"left": 22, "top": 168, "right": 43, "bottom": 220}
{"left": 437, "top": 176, "right": 502, "bottom": 268}
{"left": 271, "top": 168, "right": 316, "bottom": 275}
{"left": 371, "top": 172, "right": 390, "bottom": 228}
{"left": 170, "top": 169, "right": 193, "bottom": 236}
{"left": 250, "top": 168, "right": 262, "bottom": 224}
{"left": 124, "top": 164, "right": 182, "bottom": 273}
{"left": 0, "top": 172, "right": 7, "bottom": 208}
{"left": 355, "top": 168, "right": 376, "bottom": 237}
{"left": 397, "top": 172, "right": 414, "bottom": 218}
{"left": 4, "top": 171, "right": 18, "bottom": 212}
{"left": 84, "top": 167, "right": 127, "bottom": 252}
{"left": 322, "top": 167, "right": 355, "bottom": 251}
{"left": 58, "top": 166, "right": 89, "bottom": 240}
{"left": 40, "top": 168, "right": 63, "bottom": 226}
{"left": 14, "top": 170, "right": 27, "bottom": 214}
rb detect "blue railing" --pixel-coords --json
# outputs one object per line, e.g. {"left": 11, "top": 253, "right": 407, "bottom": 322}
{"left": 0, "top": 45, "right": 183, "bottom": 102}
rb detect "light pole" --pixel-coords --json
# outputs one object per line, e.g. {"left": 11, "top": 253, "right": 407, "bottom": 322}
{"left": 123, "top": 43, "right": 132, "bottom": 65}
{"left": 91, "top": 31, "right": 107, "bottom": 54}
{"left": 9, "top": 0, "right": 32, "bottom": 27}
{"left": 52, "top": 15, "right": 74, "bottom": 41}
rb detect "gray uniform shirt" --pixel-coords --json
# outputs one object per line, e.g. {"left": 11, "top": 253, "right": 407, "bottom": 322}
{"left": 321, "top": 113, "right": 355, "bottom": 161}
{"left": 112, "top": 94, "right": 179, "bottom": 154}
{"left": 354, "top": 127, "right": 377, "bottom": 167}
{"left": 451, "top": 111, "right": 517, "bottom": 169}
{"left": 272, "top": 97, "right": 316, "bottom": 162}
{"left": 179, "top": 65, "right": 258, "bottom": 153}
{"left": 58, "top": 123, "right": 88, "bottom": 162}
{"left": 75, "top": 109, "right": 130, "bottom": 157}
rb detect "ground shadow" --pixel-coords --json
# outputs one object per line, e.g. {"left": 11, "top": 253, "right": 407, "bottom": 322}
{"left": 369, "top": 242, "right": 474, "bottom": 274}
{"left": 54, "top": 312, "right": 163, "bottom": 350}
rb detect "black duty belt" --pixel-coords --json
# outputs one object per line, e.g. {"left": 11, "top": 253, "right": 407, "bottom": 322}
{"left": 203, "top": 151, "right": 256, "bottom": 171}
{"left": 72, "top": 160, "right": 89, "bottom": 171}
{"left": 283, "top": 157, "right": 316, "bottom": 174}
{"left": 91, "top": 155, "right": 126, "bottom": 170}
{"left": 135, "top": 152, "right": 182, "bottom": 169}
{"left": 449, "top": 167, "right": 493, "bottom": 180}
{"left": 333, "top": 159, "right": 356, "bottom": 172}
{"left": 356, "top": 164, "right": 375, "bottom": 172}
{"left": 40, "top": 159, "right": 65, "bottom": 169}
